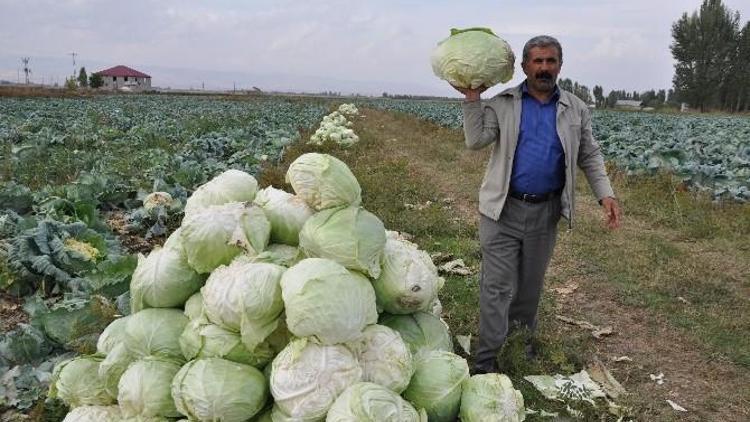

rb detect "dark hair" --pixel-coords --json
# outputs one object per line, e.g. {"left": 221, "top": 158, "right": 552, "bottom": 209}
{"left": 522, "top": 35, "right": 563, "bottom": 64}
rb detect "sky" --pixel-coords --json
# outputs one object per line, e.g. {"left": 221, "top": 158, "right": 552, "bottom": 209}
{"left": 1, "top": 0, "right": 749, "bottom": 97}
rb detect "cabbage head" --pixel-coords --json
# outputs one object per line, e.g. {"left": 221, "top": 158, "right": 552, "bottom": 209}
{"left": 172, "top": 358, "right": 268, "bottom": 422}
{"left": 270, "top": 338, "right": 362, "bottom": 420}
{"left": 373, "top": 236, "right": 443, "bottom": 314}
{"left": 460, "top": 373, "right": 526, "bottom": 422}
{"left": 249, "top": 243, "right": 303, "bottom": 267}
{"left": 62, "top": 405, "right": 122, "bottom": 422}
{"left": 285, "top": 153, "right": 361, "bottom": 211}
{"left": 95, "top": 315, "right": 130, "bottom": 355}
{"left": 181, "top": 202, "right": 271, "bottom": 273}
{"left": 124, "top": 308, "right": 188, "bottom": 361}
{"left": 298, "top": 206, "right": 386, "bottom": 278}
{"left": 50, "top": 356, "right": 114, "bottom": 408}
{"left": 98, "top": 342, "right": 136, "bottom": 398}
{"left": 179, "top": 317, "right": 275, "bottom": 368}
{"left": 129, "top": 245, "right": 205, "bottom": 312}
{"left": 184, "top": 169, "right": 258, "bottom": 217}
{"left": 201, "top": 259, "right": 285, "bottom": 350}
{"left": 431, "top": 27, "right": 515, "bottom": 89}
{"left": 281, "top": 258, "right": 377, "bottom": 344}
{"left": 403, "top": 350, "right": 470, "bottom": 422}
{"left": 253, "top": 186, "right": 313, "bottom": 245}
{"left": 348, "top": 324, "right": 414, "bottom": 394}
{"left": 117, "top": 356, "right": 182, "bottom": 418}
{"left": 183, "top": 291, "right": 204, "bottom": 320}
{"left": 327, "top": 382, "right": 426, "bottom": 422}
{"left": 379, "top": 311, "right": 453, "bottom": 356}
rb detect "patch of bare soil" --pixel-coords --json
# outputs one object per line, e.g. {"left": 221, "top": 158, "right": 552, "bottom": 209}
{"left": 0, "top": 293, "right": 27, "bottom": 333}
{"left": 549, "top": 197, "right": 749, "bottom": 421}
{"left": 106, "top": 211, "right": 162, "bottom": 254}
{"left": 362, "top": 108, "right": 749, "bottom": 420}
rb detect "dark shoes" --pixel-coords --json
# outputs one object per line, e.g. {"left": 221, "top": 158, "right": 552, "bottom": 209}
{"left": 470, "top": 362, "right": 501, "bottom": 376}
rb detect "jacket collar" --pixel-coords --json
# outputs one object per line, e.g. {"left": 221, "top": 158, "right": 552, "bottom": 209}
{"left": 499, "top": 81, "right": 570, "bottom": 107}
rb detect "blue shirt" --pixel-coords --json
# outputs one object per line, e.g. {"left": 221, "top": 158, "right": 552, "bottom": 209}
{"left": 509, "top": 82, "right": 566, "bottom": 195}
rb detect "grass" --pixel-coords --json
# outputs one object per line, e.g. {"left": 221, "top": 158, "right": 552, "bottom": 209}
{"left": 261, "top": 105, "right": 749, "bottom": 420}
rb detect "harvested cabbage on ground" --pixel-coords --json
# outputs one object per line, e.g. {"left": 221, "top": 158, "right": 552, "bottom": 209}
{"left": 56, "top": 153, "right": 514, "bottom": 421}
{"left": 431, "top": 27, "right": 515, "bottom": 89}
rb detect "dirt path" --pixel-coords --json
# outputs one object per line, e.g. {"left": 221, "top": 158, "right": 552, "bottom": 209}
{"left": 358, "top": 108, "right": 749, "bottom": 421}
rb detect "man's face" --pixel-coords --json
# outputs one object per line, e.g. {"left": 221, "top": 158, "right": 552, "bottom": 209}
{"left": 522, "top": 46, "right": 561, "bottom": 93}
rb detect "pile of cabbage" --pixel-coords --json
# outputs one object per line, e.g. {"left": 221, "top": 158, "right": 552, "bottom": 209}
{"left": 308, "top": 104, "right": 360, "bottom": 147}
{"left": 431, "top": 27, "right": 515, "bottom": 90}
{"left": 53, "top": 153, "right": 525, "bottom": 421}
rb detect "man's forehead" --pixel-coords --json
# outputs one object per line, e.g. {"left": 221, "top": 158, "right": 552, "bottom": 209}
{"left": 528, "top": 46, "right": 560, "bottom": 59}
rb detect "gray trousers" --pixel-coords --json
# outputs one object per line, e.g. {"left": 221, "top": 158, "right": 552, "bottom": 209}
{"left": 474, "top": 194, "right": 562, "bottom": 371}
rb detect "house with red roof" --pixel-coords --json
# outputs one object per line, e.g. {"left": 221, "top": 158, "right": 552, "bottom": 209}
{"left": 94, "top": 65, "right": 151, "bottom": 91}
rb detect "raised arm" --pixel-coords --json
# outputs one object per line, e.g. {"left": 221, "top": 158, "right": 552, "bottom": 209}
{"left": 453, "top": 85, "right": 499, "bottom": 150}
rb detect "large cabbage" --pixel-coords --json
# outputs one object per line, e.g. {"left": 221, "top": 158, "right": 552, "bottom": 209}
{"left": 281, "top": 258, "right": 378, "bottom": 344}
{"left": 62, "top": 405, "right": 122, "bottom": 422}
{"left": 379, "top": 311, "right": 453, "bottom": 356}
{"left": 201, "top": 259, "right": 285, "bottom": 350}
{"left": 460, "top": 373, "right": 526, "bottom": 422}
{"left": 249, "top": 243, "right": 303, "bottom": 267}
{"left": 172, "top": 358, "right": 268, "bottom": 422}
{"left": 129, "top": 245, "right": 204, "bottom": 312}
{"left": 117, "top": 356, "right": 183, "bottom": 418}
{"left": 183, "top": 291, "right": 204, "bottom": 320}
{"left": 402, "top": 350, "right": 470, "bottom": 422}
{"left": 253, "top": 186, "right": 313, "bottom": 246}
{"left": 348, "top": 325, "right": 414, "bottom": 394}
{"left": 95, "top": 315, "right": 130, "bottom": 355}
{"left": 50, "top": 356, "right": 114, "bottom": 408}
{"left": 431, "top": 27, "right": 515, "bottom": 89}
{"left": 183, "top": 169, "right": 258, "bottom": 217}
{"left": 327, "top": 382, "right": 426, "bottom": 422}
{"left": 124, "top": 308, "right": 188, "bottom": 361}
{"left": 179, "top": 317, "right": 275, "bottom": 368}
{"left": 181, "top": 202, "right": 271, "bottom": 273}
{"left": 298, "top": 206, "right": 386, "bottom": 278}
{"left": 373, "top": 235, "right": 444, "bottom": 314}
{"left": 285, "top": 153, "right": 361, "bottom": 211}
{"left": 270, "top": 338, "right": 362, "bottom": 420}
{"left": 98, "top": 342, "right": 136, "bottom": 398}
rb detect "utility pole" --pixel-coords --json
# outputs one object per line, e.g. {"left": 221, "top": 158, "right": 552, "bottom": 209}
{"left": 69, "top": 52, "right": 77, "bottom": 78}
{"left": 21, "top": 57, "right": 31, "bottom": 85}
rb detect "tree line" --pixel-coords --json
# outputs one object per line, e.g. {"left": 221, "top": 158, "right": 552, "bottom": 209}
{"left": 671, "top": 0, "right": 749, "bottom": 112}
{"left": 564, "top": 0, "right": 748, "bottom": 113}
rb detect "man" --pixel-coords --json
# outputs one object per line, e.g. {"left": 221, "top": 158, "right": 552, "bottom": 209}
{"left": 453, "top": 35, "right": 621, "bottom": 374}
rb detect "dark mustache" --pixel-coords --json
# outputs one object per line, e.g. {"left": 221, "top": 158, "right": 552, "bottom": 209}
{"left": 536, "top": 72, "right": 554, "bottom": 80}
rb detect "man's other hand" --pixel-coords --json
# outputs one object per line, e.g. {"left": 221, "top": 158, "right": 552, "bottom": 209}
{"left": 600, "top": 197, "right": 621, "bottom": 230}
{"left": 451, "top": 84, "right": 487, "bottom": 102}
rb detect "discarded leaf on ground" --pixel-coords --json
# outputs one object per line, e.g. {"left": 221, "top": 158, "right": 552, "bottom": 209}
{"left": 586, "top": 357, "right": 627, "bottom": 399}
{"left": 455, "top": 334, "right": 471, "bottom": 355}
{"left": 666, "top": 399, "right": 687, "bottom": 412}
{"left": 438, "top": 259, "right": 473, "bottom": 276}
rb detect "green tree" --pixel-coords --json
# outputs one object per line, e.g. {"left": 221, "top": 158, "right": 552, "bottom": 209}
{"left": 671, "top": 0, "right": 742, "bottom": 111}
{"left": 89, "top": 73, "right": 104, "bottom": 89}
{"left": 77, "top": 67, "right": 88, "bottom": 87}
{"left": 593, "top": 85, "right": 604, "bottom": 108}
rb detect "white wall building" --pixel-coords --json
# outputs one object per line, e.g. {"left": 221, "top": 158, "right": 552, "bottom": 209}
{"left": 94, "top": 65, "right": 151, "bottom": 90}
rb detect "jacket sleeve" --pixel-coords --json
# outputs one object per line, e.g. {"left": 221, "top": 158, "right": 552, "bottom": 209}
{"left": 577, "top": 106, "right": 615, "bottom": 200}
{"left": 461, "top": 100, "right": 499, "bottom": 150}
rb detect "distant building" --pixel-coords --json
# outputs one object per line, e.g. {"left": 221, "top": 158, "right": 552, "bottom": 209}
{"left": 614, "top": 99, "right": 643, "bottom": 110}
{"left": 94, "top": 65, "right": 151, "bottom": 90}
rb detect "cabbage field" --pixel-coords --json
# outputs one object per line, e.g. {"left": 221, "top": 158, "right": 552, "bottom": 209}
{"left": 365, "top": 99, "right": 750, "bottom": 201}
{"left": 0, "top": 93, "right": 748, "bottom": 420}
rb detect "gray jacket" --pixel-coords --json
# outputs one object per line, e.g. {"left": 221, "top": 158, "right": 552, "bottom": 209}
{"left": 462, "top": 83, "right": 614, "bottom": 226}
